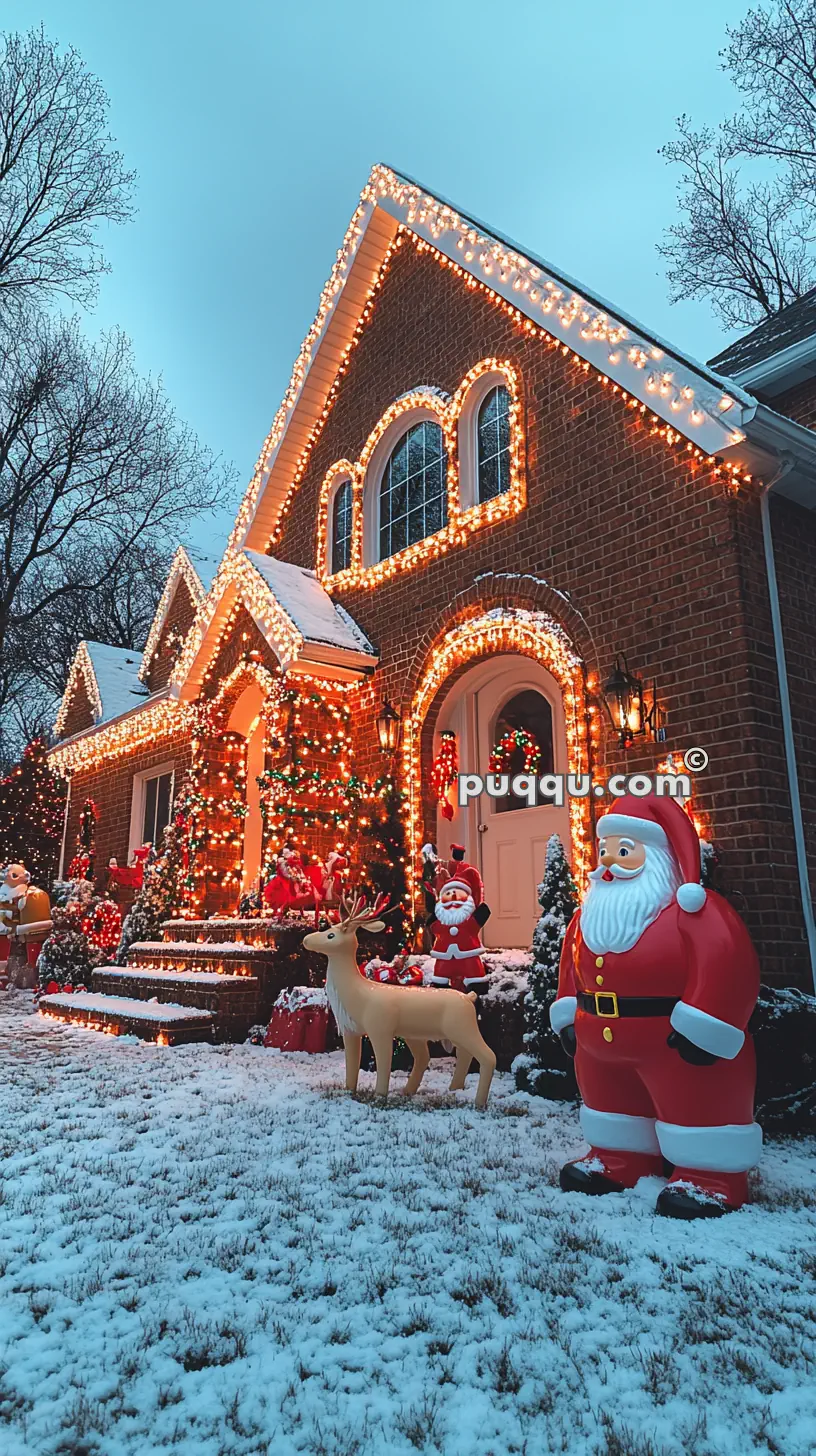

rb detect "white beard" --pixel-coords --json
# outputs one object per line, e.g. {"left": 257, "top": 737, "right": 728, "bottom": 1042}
{"left": 435, "top": 895, "right": 475, "bottom": 926}
{"left": 580, "top": 845, "right": 680, "bottom": 954}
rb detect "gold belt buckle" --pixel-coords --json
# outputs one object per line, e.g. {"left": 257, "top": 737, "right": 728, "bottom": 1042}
{"left": 594, "top": 991, "right": 619, "bottom": 1018}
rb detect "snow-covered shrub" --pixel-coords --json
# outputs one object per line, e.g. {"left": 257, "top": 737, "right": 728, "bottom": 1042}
{"left": 514, "top": 834, "right": 578, "bottom": 1100}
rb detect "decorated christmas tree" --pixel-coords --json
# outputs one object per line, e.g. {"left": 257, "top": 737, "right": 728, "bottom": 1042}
{"left": 37, "top": 881, "right": 121, "bottom": 991}
{"left": 116, "top": 803, "right": 187, "bottom": 963}
{"left": 360, "top": 781, "right": 407, "bottom": 951}
{"left": 514, "top": 834, "right": 579, "bottom": 1099}
{"left": 0, "top": 739, "right": 67, "bottom": 887}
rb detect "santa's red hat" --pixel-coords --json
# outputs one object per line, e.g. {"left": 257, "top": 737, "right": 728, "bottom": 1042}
{"left": 439, "top": 868, "right": 481, "bottom": 905}
{"left": 443, "top": 847, "right": 481, "bottom": 901}
{"left": 596, "top": 792, "right": 706, "bottom": 913}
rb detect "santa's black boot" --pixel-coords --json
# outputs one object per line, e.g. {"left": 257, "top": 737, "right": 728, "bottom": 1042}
{"left": 656, "top": 1169, "right": 747, "bottom": 1219}
{"left": 559, "top": 1148, "right": 663, "bottom": 1196}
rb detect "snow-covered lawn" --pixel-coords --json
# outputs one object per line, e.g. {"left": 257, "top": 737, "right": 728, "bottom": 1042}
{"left": 1, "top": 994, "right": 815, "bottom": 1456}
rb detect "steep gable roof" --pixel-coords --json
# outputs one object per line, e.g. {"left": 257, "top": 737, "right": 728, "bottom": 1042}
{"left": 139, "top": 545, "right": 223, "bottom": 682}
{"left": 55, "top": 641, "right": 147, "bottom": 737}
{"left": 228, "top": 165, "right": 816, "bottom": 545}
{"left": 172, "top": 549, "right": 377, "bottom": 698}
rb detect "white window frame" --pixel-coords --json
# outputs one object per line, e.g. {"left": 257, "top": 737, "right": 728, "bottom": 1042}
{"left": 128, "top": 762, "right": 176, "bottom": 859}
{"left": 326, "top": 472, "right": 354, "bottom": 577}
{"left": 362, "top": 405, "right": 448, "bottom": 568}
{"left": 457, "top": 369, "right": 513, "bottom": 512}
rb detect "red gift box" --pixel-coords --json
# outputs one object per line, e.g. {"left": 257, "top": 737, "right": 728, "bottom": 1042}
{"left": 264, "top": 1000, "right": 330, "bottom": 1052}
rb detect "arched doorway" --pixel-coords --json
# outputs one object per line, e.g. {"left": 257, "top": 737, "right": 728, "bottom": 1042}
{"left": 435, "top": 655, "right": 572, "bottom": 947}
{"left": 403, "top": 608, "right": 591, "bottom": 945}
{"left": 227, "top": 680, "right": 266, "bottom": 892}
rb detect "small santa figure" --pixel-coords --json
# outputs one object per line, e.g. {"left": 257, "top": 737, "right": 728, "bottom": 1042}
{"left": 428, "top": 845, "right": 491, "bottom": 993}
{"left": 552, "top": 791, "right": 761, "bottom": 1219}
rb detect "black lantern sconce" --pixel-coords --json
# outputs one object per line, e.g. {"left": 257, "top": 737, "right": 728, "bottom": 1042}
{"left": 376, "top": 699, "right": 402, "bottom": 752}
{"left": 602, "top": 655, "right": 666, "bottom": 749}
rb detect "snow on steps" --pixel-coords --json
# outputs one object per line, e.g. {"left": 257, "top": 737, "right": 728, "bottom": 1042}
{"left": 91, "top": 966, "right": 259, "bottom": 1042}
{"left": 39, "top": 992, "right": 216, "bottom": 1045}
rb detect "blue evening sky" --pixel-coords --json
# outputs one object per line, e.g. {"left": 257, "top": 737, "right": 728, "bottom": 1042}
{"left": 8, "top": 0, "right": 747, "bottom": 554}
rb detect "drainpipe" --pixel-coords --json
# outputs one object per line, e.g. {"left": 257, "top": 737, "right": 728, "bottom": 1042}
{"left": 760, "top": 455, "right": 816, "bottom": 991}
{"left": 58, "top": 772, "right": 72, "bottom": 882}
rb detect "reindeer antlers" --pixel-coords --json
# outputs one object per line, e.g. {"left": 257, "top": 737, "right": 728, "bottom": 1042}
{"left": 339, "top": 891, "right": 390, "bottom": 930}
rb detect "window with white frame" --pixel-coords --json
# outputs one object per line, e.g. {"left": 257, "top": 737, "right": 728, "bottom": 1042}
{"left": 378, "top": 420, "right": 447, "bottom": 562}
{"left": 477, "top": 385, "right": 512, "bottom": 502}
{"left": 130, "top": 765, "right": 175, "bottom": 855}
{"left": 330, "top": 478, "right": 353, "bottom": 574}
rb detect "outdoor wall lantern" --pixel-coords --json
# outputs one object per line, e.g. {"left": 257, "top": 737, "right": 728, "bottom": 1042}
{"left": 603, "top": 655, "right": 666, "bottom": 749}
{"left": 376, "top": 699, "right": 402, "bottom": 752}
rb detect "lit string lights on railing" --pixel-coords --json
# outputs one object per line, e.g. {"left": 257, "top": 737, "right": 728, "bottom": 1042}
{"left": 402, "top": 609, "right": 590, "bottom": 912}
{"left": 314, "top": 359, "right": 524, "bottom": 588}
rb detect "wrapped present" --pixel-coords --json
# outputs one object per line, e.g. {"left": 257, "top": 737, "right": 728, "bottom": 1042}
{"left": 264, "top": 986, "right": 331, "bottom": 1053}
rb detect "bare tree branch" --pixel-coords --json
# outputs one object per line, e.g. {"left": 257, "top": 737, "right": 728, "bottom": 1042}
{"left": 0, "top": 309, "right": 236, "bottom": 725}
{"left": 0, "top": 26, "right": 134, "bottom": 312}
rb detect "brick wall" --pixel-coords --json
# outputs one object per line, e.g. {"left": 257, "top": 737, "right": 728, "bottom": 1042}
{"left": 145, "top": 576, "right": 199, "bottom": 692}
{"left": 265, "top": 234, "right": 816, "bottom": 985}
{"left": 60, "top": 674, "right": 96, "bottom": 739}
{"left": 64, "top": 729, "right": 192, "bottom": 898}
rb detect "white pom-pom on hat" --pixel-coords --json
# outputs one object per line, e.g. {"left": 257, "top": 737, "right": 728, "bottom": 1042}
{"left": 676, "top": 882, "right": 706, "bottom": 913}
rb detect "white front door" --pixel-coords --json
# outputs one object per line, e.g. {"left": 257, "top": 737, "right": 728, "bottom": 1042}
{"left": 435, "top": 655, "right": 572, "bottom": 949}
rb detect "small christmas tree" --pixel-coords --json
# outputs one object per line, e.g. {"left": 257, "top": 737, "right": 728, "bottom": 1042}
{"left": 36, "top": 881, "right": 120, "bottom": 991}
{"left": 116, "top": 806, "right": 186, "bottom": 963}
{"left": 514, "top": 834, "right": 579, "bottom": 1099}
{"left": 0, "top": 739, "right": 67, "bottom": 887}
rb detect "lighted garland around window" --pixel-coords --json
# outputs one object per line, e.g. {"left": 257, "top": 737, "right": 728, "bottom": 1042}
{"left": 430, "top": 730, "right": 458, "bottom": 821}
{"left": 488, "top": 728, "right": 541, "bottom": 775}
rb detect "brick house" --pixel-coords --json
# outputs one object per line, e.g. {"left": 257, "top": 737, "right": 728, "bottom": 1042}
{"left": 52, "top": 165, "right": 816, "bottom": 990}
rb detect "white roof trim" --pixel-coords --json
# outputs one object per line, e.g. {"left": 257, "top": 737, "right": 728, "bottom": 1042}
{"left": 727, "top": 334, "right": 816, "bottom": 395}
{"left": 173, "top": 550, "right": 378, "bottom": 698}
{"left": 138, "top": 545, "right": 214, "bottom": 682}
{"left": 229, "top": 164, "right": 768, "bottom": 556}
{"left": 54, "top": 641, "right": 103, "bottom": 735}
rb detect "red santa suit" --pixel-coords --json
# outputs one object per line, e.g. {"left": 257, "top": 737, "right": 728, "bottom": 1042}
{"left": 428, "top": 859, "right": 490, "bottom": 992}
{"left": 551, "top": 793, "right": 761, "bottom": 1215}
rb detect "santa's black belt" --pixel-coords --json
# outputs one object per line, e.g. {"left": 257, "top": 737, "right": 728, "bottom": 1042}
{"left": 578, "top": 992, "right": 678, "bottom": 1019}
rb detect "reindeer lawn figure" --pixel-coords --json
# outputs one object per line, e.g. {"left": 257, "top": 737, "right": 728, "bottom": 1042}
{"left": 303, "top": 894, "right": 496, "bottom": 1107}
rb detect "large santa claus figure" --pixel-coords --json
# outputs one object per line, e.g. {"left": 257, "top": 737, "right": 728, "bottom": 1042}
{"left": 551, "top": 791, "right": 761, "bottom": 1219}
{"left": 428, "top": 845, "right": 491, "bottom": 993}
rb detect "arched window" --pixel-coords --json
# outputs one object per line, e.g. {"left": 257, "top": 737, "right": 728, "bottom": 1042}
{"left": 330, "top": 479, "right": 353, "bottom": 575}
{"left": 379, "top": 420, "right": 447, "bottom": 562}
{"left": 477, "top": 385, "right": 511, "bottom": 502}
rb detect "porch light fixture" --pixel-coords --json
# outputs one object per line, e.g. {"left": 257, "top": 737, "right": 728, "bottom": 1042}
{"left": 603, "top": 655, "right": 665, "bottom": 749}
{"left": 376, "top": 699, "right": 402, "bottom": 752}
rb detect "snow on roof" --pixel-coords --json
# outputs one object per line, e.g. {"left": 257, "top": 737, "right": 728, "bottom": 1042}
{"left": 54, "top": 640, "right": 147, "bottom": 736}
{"left": 85, "top": 643, "right": 147, "bottom": 721}
{"left": 708, "top": 288, "right": 816, "bottom": 380}
{"left": 243, "top": 550, "right": 374, "bottom": 654}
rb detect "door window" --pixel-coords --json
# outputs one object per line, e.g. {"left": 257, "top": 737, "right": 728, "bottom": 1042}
{"left": 491, "top": 689, "right": 554, "bottom": 813}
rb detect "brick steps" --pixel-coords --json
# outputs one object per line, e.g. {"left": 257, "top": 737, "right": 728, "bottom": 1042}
{"left": 39, "top": 991, "right": 216, "bottom": 1045}
{"left": 93, "top": 967, "right": 258, "bottom": 1042}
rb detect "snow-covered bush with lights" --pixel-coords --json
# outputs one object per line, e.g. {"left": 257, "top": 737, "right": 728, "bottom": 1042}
{"left": 513, "top": 833, "right": 579, "bottom": 1099}
{"left": 36, "top": 880, "right": 121, "bottom": 991}
{"left": 116, "top": 813, "right": 186, "bottom": 963}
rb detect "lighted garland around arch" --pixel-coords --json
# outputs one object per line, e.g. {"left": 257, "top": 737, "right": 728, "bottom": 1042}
{"left": 402, "top": 608, "right": 591, "bottom": 913}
